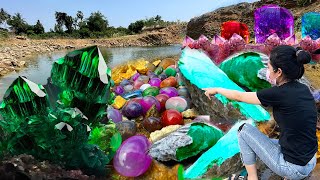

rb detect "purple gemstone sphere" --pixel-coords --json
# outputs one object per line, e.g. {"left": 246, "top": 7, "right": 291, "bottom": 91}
{"left": 159, "top": 87, "right": 179, "bottom": 98}
{"left": 113, "top": 135, "right": 152, "bottom": 177}
{"left": 122, "top": 102, "right": 143, "bottom": 119}
{"left": 149, "top": 78, "right": 162, "bottom": 87}
{"left": 140, "top": 96, "right": 161, "bottom": 114}
{"left": 107, "top": 107, "right": 122, "bottom": 123}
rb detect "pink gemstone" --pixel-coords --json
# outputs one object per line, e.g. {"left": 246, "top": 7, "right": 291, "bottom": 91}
{"left": 182, "top": 36, "right": 194, "bottom": 48}
{"left": 229, "top": 33, "right": 246, "bottom": 53}
{"left": 212, "top": 35, "right": 226, "bottom": 45}
{"left": 283, "top": 34, "right": 296, "bottom": 45}
{"left": 264, "top": 33, "right": 281, "bottom": 54}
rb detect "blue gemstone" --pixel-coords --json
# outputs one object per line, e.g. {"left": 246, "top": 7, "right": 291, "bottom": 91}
{"left": 302, "top": 12, "right": 320, "bottom": 40}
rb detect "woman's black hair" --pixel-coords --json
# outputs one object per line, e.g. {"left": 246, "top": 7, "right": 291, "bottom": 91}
{"left": 269, "top": 45, "right": 311, "bottom": 80}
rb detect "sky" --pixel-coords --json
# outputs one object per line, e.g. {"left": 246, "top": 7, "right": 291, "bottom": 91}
{"left": 0, "top": 0, "right": 258, "bottom": 32}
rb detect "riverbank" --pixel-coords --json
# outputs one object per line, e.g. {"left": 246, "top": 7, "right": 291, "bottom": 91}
{"left": 0, "top": 25, "right": 185, "bottom": 76}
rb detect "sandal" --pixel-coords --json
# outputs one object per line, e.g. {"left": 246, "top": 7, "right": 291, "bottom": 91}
{"left": 228, "top": 174, "right": 247, "bottom": 180}
{"left": 228, "top": 169, "right": 248, "bottom": 180}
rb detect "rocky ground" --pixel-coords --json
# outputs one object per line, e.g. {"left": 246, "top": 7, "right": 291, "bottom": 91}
{"left": 0, "top": 24, "right": 185, "bottom": 76}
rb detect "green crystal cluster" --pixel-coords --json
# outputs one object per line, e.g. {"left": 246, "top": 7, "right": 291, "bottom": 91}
{"left": 0, "top": 46, "right": 118, "bottom": 176}
{"left": 0, "top": 76, "right": 49, "bottom": 119}
{"left": 51, "top": 46, "right": 113, "bottom": 122}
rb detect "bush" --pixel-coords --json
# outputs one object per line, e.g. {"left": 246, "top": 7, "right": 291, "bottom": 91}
{"left": 0, "top": 30, "right": 9, "bottom": 39}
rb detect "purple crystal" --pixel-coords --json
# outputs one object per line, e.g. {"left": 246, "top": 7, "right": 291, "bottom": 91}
{"left": 198, "top": 35, "right": 209, "bottom": 47}
{"left": 254, "top": 5, "right": 294, "bottom": 43}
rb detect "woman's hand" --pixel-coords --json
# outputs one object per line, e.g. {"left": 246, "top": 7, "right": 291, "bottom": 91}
{"left": 202, "top": 88, "right": 219, "bottom": 100}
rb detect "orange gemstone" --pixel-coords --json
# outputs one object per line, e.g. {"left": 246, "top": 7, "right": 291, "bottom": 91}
{"left": 160, "top": 76, "right": 177, "bottom": 88}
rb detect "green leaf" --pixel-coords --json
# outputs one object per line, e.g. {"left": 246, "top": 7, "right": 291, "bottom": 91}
{"left": 110, "top": 132, "right": 122, "bottom": 152}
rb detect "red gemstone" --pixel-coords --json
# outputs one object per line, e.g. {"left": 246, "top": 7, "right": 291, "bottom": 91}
{"left": 155, "top": 94, "right": 170, "bottom": 112}
{"left": 161, "top": 109, "right": 183, "bottom": 127}
{"left": 221, "top": 21, "right": 250, "bottom": 43}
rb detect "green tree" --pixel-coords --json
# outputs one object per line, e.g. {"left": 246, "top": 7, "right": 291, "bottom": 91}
{"left": 87, "top": 11, "right": 108, "bottom": 32}
{"left": 64, "top": 15, "right": 73, "bottom": 33}
{"left": 128, "top": 20, "right": 144, "bottom": 34}
{"left": 54, "top": 23, "right": 63, "bottom": 33}
{"left": 0, "top": 8, "right": 10, "bottom": 27}
{"left": 55, "top": 11, "right": 73, "bottom": 33}
{"left": 155, "top": 15, "right": 162, "bottom": 22}
{"left": 77, "top": 11, "right": 84, "bottom": 22}
{"left": 33, "top": 20, "right": 45, "bottom": 34}
{"left": 55, "top": 12, "right": 66, "bottom": 32}
{"left": 74, "top": 11, "right": 84, "bottom": 30}
{"left": 7, "top": 13, "right": 28, "bottom": 34}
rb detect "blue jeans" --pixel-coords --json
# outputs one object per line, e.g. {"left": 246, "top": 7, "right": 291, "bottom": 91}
{"left": 238, "top": 123, "right": 317, "bottom": 180}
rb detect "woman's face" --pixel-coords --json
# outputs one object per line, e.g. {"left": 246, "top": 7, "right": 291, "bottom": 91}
{"left": 267, "top": 61, "right": 282, "bottom": 81}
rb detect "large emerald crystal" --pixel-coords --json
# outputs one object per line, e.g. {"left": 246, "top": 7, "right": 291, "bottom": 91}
{"left": 0, "top": 46, "right": 113, "bottom": 176}
{"left": 0, "top": 76, "right": 48, "bottom": 120}
{"left": 50, "top": 46, "right": 112, "bottom": 121}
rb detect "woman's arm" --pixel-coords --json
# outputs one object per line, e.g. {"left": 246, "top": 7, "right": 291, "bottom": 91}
{"left": 202, "top": 88, "right": 262, "bottom": 105}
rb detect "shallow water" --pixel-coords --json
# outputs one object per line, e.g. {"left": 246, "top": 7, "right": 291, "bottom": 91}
{"left": 0, "top": 45, "right": 181, "bottom": 100}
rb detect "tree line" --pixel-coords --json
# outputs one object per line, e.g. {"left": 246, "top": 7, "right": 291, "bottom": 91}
{"left": 0, "top": 8, "right": 183, "bottom": 39}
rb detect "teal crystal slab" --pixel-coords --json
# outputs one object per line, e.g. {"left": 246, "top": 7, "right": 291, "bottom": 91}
{"left": 178, "top": 48, "right": 270, "bottom": 121}
{"left": 0, "top": 76, "right": 49, "bottom": 119}
{"left": 184, "top": 120, "right": 255, "bottom": 178}
{"left": 51, "top": 46, "right": 112, "bottom": 121}
{"left": 302, "top": 12, "right": 320, "bottom": 40}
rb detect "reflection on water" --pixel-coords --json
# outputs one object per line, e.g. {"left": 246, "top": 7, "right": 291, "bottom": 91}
{"left": 0, "top": 45, "right": 181, "bottom": 100}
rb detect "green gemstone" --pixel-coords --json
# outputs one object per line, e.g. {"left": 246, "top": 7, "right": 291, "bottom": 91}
{"left": 154, "top": 66, "right": 163, "bottom": 75}
{"left": 164, "top": 67, "right": 177, "bottom": 77}
{"left": 142, "top": 86, "right": 160, "bottom": 97}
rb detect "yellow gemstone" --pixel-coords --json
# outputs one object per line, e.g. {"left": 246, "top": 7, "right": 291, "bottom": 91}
{"left": 133, "top": 59, "right": 149, "bottom": 74}
{"left": 152, "top": 60, "right": 161, "bottom": 67}
{"left": 112, "top": 96, "right": 127, "bottom": 109}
